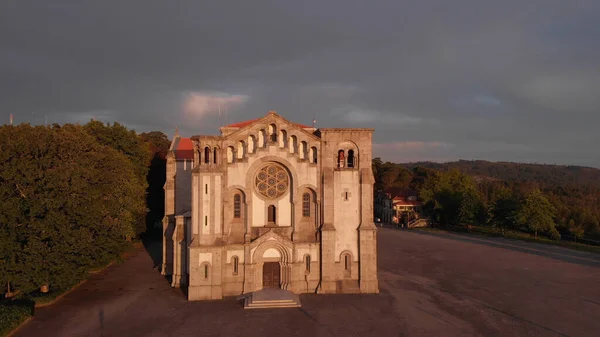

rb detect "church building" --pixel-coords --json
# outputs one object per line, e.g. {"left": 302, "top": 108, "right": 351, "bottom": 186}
{"left": 162, "top": 111, "right": 379, "bottom": 301}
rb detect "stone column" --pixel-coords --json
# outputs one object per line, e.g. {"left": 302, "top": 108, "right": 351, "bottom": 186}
{"left": 318, "top": 169, "right": 337, "bottom": 293}
{"left": 171, "top": 215, "right": 186, "bottom": 287}
{"left": 358, "top": 168, "right": 379, "bottom": 293}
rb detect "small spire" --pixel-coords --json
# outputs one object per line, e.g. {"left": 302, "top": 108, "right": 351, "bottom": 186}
{"left": 175, "top": 126, "right": 179, "bottom": 136}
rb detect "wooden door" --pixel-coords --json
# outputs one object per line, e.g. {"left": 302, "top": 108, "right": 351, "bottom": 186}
{"left": 262, "top": 262, "right": 280, "bottom": 288}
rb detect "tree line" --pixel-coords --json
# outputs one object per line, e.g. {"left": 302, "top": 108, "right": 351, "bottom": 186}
{"left": 0, "top": 122, "right": 170, "bottom": 297}
{"left": 373, "top": 159, "right": 600, "bottom": 241}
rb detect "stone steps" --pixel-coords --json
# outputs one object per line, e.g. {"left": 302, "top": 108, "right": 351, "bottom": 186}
{"left": 242, "top": 288, "right": 302, "bottom": 309}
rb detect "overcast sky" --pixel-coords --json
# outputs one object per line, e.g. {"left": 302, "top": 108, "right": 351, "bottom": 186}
{"left": 2, "top": 1, "right": 599, "bottom": 167}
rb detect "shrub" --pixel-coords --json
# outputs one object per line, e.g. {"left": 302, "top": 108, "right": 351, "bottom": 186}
{"left": 0, "top": 299, "right": 34, "bottom": 337}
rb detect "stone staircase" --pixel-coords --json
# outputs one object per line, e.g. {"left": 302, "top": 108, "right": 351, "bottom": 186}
{"left": 242, "top": 288, "right": 302, "bottom": 309}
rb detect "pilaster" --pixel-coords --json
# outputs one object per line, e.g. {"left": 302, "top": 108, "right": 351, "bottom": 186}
{"left": 318, "top": 225, "right": 337, "bottom": 293}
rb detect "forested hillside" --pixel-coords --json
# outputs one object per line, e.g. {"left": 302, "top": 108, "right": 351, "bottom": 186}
{"left": 401, "top": 160, "right": 600, "bottom": 187}
{"left": 373, "top": 159, "right": 600, "bottom": 242}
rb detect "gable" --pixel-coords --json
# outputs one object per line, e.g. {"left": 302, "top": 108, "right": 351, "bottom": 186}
{"left": 221, "top": 111, "right": 320, "bottom": 143}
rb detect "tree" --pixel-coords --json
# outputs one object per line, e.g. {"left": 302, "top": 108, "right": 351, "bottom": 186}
{"left": 140, "top": 131, "right": 171, "bottom": 235}
{"left": 0, "top": 124, "right": 143, "bottom": 294}
{"left": 84, "top": 121, "right": 151, "bottom": 236}
{"left": 488, "top": 186, "right": 519, "bottom": 231}
{"left": 516, "top": 189, "right": 557, "bottom": 239}
{"left": 458, "top": 187, "right": 480, "bottom": 225}
{"left": 568, "top": 219, "right": 585, "bottom": 242}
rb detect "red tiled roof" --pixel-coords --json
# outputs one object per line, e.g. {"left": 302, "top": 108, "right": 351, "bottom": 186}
{"left": 392, "top": 197, "right": 423, "bottom": 206}
{"left": 224, "top": 118, "right": 312, "bottom": 129}
{"left": 224, "top": 118, "right": 261, "bottom": 128}
{"left": 175, "top": 137, "right": 194, "bottom": 160}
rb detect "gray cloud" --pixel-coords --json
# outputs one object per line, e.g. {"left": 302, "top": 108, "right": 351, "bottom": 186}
{"left": 1, "top": 0, "right": 599, "bottom": 167}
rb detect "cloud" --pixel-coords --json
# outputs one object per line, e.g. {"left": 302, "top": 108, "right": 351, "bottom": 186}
{"left": 516, "top": 71, "right": 600, "bottom": 113}
{"left": 331, "top": 106, "right": 434, "bottom": 126}
{"left": 182, "top": 91, "right": 249, "bottom": 121}
{"left": 473, "top": 95, "right": 501, "bottom": 107}
{"left": 1, "top": 0, "right": 599, "bottom": 167}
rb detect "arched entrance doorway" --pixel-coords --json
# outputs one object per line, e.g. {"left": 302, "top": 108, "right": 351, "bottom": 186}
{"left": 249, "top": 240, "right": 291, "bottom": 292}
{"left": 262, "top": 262, "right": 280, "bottom": 288}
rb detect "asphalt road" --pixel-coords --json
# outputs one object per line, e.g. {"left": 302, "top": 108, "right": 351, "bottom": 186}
{"left": 14, "top": 228, "right": 600, "bottom": 337}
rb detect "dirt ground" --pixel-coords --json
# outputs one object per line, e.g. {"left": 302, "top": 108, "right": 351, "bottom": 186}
{"left": 13, "top": 228, "right": 600, "bottom": 337}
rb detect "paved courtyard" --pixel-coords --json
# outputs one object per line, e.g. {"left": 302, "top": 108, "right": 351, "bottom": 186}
{"left": 14, "top": 228, "right": 600, "bottom": 337}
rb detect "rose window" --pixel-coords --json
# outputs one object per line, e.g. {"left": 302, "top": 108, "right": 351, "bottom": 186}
{"left": 255, "top": 163, "right": 289, "bottom": 199}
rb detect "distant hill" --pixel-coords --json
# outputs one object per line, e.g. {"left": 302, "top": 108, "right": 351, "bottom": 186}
{"left": 399, "top": 160, "right": 600, "bottom": 188}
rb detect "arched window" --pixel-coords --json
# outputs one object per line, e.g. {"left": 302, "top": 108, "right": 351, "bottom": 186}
{"left": 268, "top": 205, "right": 276, "bottom": 224}
{"left": 204, "top": 146, "right": 210, "bottom": 164}
{"left": 342, "top": 253, "right": 352, "bottom": 278}
{"left": 337, "top": 150, "right": 345, "bottom": 168}
{"left": 258, "top": 129, "right": 266, "bottom": 147}
{"left": 279, "top": 130, "right": 287, "bottom": 148}
{"left": 300, "top": 141, "right": 308, "bottom": 160}
{"left": 347, "top": 150, "right": 355, "bottom": 168}
{"left": 289, "top": 135, "right": 298, "bottom": 154}
{"left": 310, "top": 146, "right": 318, "bottom": 163}
{"left": 232, "top": 256, "right": 239, "bottom": 275}
{"left": 204, "top": 264, "right": 209, "bottom": 279}
{"left": 247, "top": 135, "right": 256, "bottom": 153}
{"left": 233, "top": 194, "right": 241, "bottom": 218}
{"left": 268, "top": 124, "right": 277, "bottom": 142}
{"left": 227, "top": 146, "right": 234, "bottom": 164}
{"left": 302, "top": 193, "right": 310, "bottom": 217}
{"left": 305, "top": 255, "right": 311, "bottom": 273}
{"left": 237, "top": 140, "right": 245, "bottom": 159}
{"left": 213, "top": 147, "right": 218, "bottom": 164}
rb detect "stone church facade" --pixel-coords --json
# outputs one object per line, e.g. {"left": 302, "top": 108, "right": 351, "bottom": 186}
{"left": 162, "top": 111, "right": 379, "bottom": 301}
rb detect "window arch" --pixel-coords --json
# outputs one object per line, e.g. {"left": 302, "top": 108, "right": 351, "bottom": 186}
{"left": 233, "top": 194, "right": 241, "bottom": 218}
{"left": 200, "top": 262, "right": 211, "bottom": 280}
{"left": 305, "top": 255, "right": 311, "bottom": 273}
{"left": 302, "top": 193, "right": 310, "bottom": 217}
{"left": 279, "top": 129, "right": 287, "bottom": 148}
{"left": 227, "top": 146, "right": 234, "bottom": 164}
{"left": 204, "top": 146, "right": 210, "bottom": 164}
{"left": 347, "top": 149, "right": 355, "bottom": 168}
{"left": 232, "top": 256, "right": 239, "bottom": 275}
{"left": 258, "top": 129, "right": 266, "bottom": 148}
{"left": 310, "top": 146, "right": 318, "bottom": 163}
{"left": 268, "top": 205, "right": 276, "bottom": 224}
{"left": 195, "top": 145, "right": 201, "bottom": 165}
{"left": 289, "top": 135, "right": 298, "bottom": 154}
{"left": 341, "top": 251, "right": 352, "bottom": 278}
{"left": 337, "top": 150, "right": 345, "bottom": 168}
{"left": 237, "top": 140, "right": 245, "bottom": 159}
{"left": 247, "top": 135, "right": 256, "bottom": 153}
{"left": 268, "top": 123, "right": 277, "bottom": 142}
{"left": 213, "top": 147, "right": 218, "bottom": 164}
{"left": 300, "top": 141, "right": 308, "bottom": 159}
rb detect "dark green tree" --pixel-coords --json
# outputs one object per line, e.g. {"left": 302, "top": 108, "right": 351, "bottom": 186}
{"left": 83, "top": 121, "right": 151, "bottom": 235}
{"left": 0, "top": 124, "right": 143, "bottom": 294}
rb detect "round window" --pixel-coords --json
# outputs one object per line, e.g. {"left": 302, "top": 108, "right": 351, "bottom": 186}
{"left": 254, "top": 163, "right": 289, "bottom": 199}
